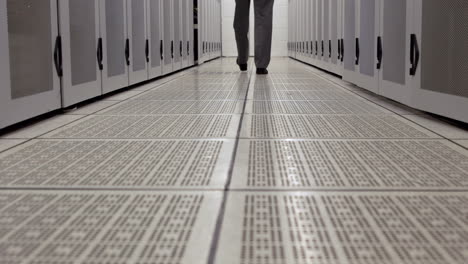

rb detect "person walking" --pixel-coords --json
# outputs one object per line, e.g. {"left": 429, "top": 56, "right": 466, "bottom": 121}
{"left": 234, "top": 0, "right": 275, "bottom": 74}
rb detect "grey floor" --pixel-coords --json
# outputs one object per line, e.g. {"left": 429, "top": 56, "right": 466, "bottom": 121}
{"left": 0, "top": 58, "right": 468, "bottom": 264}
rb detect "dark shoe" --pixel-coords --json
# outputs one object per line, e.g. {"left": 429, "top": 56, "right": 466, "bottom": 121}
{"left": 238, "top": 64, "right": 248, "bottom": 71}
{"left": 256, "top": 68, "right": 269, "bottom": 75}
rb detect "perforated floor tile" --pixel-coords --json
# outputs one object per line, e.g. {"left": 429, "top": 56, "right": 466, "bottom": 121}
{"left": 230, "top": 140, "right": 468, "bottom": 190}
{"left": 241, "top": 115, "right": 438, "bottom": 139}
{"left": 42, "top": 115, "right": 241, "bottom": 139}
{"left": 63, "top": 101, "right": 119, "bottom": 115}
{"left": 216, "top": 192, "right": 468, "bottom": 264}
{"left": 0, "top": 139, "right": 234, "bottom": 189}
{"left": 456, "top": 140, "right": 468, "bottom": 149}
{"left": 132, "top": 90, "right": 248, "bottom": 101}
{"left": 98, "top": 100, "right": 244, "bottom": 115}
{"left": 0, "top": 190, "right": 221, "bottom": 264}
{"left": 246, "top": 100, "right": 391, "bottom": 115}
{"left": 248, "top": 90, "right": 358, "bottom": 101}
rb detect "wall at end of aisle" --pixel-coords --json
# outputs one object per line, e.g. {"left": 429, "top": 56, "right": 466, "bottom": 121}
{"left": 222, "top": 0, "right": 288, "bottom": 57}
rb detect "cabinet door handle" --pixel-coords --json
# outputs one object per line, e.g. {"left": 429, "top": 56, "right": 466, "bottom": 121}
{"left": 160, "top": 40, "right": 164, "bottom": 60}
{"left": 125, "top": 38, "right": 130, "bottom": 66}
{"left": 329, "top": 40, "right": 332, "bottom": 58}
{"left": 187, "top": 41, "right": 190, "bottom": 56}
{"left": 321, "top": 40, "right": 324, "bottom": 56}
{"left": 145, "top": 39, "right": 150, "bottom": 63}
{"left": 171, "top": 41, "right": 174, "bottom": 58}
{"left": 97, "top": 38, "right": 103, "bottom": 70}
{"left": 180, "top": 40, "right": 183, "bottom": 56}
{"left": 341, "top": 39, "right": 344, "bottom": 62}
{"left": 410, "top": 34, "right": 420, "bottom": 76}
{"left": 53, "top": 36, "right": 63, "bottom": 77}
{"left": 377, "top": 36, "right": 383, "bottom": 69}
{"left": 315, "top": 41, "right": 318, "bottom": 55}
{"left": 355, "top": 38, "right": 360, "bottom": 65}
{"left": 337, "top": 39, "right": 341, "bottom": 60}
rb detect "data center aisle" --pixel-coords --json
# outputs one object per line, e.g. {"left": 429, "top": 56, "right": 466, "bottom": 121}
{"left": 0, "top": 58, "right": 468, "bottom": 263}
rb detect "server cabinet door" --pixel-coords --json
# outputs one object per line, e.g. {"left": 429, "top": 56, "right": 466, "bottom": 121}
{"left": 378, "top": 0, "right": 411, "bottom": 104}
{"left": 329, "top": 0, "right": 341, "bottom": 74}
{"left": 172, "top": 0, "right": 182, "bottom": 71}
{"left": 100, "top": 0, "right": 129, "bottom": 94}
{"left": 411, "top": 0, "right": 468, "bottom": 123}
{"left": 188, "top": 0, "right": 194, "bottom": 65}
{"left": 127, "top": 0, "right": 148, "bottom": 85}
{"left": 60, "top": 0, "right": 101, "bottom": 107}
{"left": 351, "top": 0, "right": 380, "bottom": 93}
{"left": 198, "top": 0, "right": 205, "bottom": 63}
{"left": 0, "top": 0, "right": 61, "bottom": 129}
{"left": 310, "top": 0, "right": 316, "bottom": 63}
{"left": 342, "top": 0, "right": 359, "bottom": 85}
{"left": 181, "top": 0, "right": 188, "bottom": 68}
{"left": 322, "top": 0, "right": 330, "bottom": 66}
{"left": 316, "top": 0, "right": 324, "bottom": 68}
{"left": 162, "top": 0, "right": 173, "bottom": 74}
{"left": 147, "top": 0, "right": 162, "bottom": 78}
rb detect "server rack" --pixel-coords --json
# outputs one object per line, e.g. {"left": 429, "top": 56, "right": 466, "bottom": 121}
{"left": 172, "top": 0, "right": 182, "bottom": 71}
{"left": 147, "top": 0, "right": 163, "bottom": 79}
{"left": 127, "top": 0, "right": 149, "bottom": 85}
{"left": 411, "top": 0, "right": 468, "bottom": 123}
{"left": 378, "top": 0, "right": 412, "bottom": 104}
{"left": 0, "top": 0, "right": 61, "bottom": 129}
{"left": 162, "top": 0, "right": 173, "bottom": 74}
{"left": 59, "top": 0, "right": 102, "bottom": 107}
{"left": 99, "top": 0, "right": 129, "bottom": 93}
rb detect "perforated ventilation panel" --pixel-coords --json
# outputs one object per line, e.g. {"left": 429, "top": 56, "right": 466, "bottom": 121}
{"left": 241, "top": 115, "right": 437, "bottom": 139}
{"left": 421, "top": 0, "right": 468, "bottom": 98}
{"left": 132, "top": 90, "right": 247, "bottom": 101}
{"left": 0, "top": 139, "right": 234, "bottom": 189}
{"left": 246, "top": 101, "right": 391, "bottom": 115}
{"left": 217, "top": 192, "right": 468, "bottom": 264}
{"left": 231, "top": 140, "right": 468, "bottom": 190}
{"left": 43, "top": 115, "right": 240, "bottom": 139}
{"left": 0, "top": 191, "right": 221, "bottom": 264}
{"left": 98, "top": 100, "right": 244, "bottom": 115}
{"left": 250, "top": 90, "right": 364, "bottom": 101}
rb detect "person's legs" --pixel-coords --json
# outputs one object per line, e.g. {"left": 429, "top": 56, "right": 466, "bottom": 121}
{"left": 254, "top": 0, "right": 274, "bottom": 69}
{"left": 234, "top": 0, "right": 251, "bottom": 66}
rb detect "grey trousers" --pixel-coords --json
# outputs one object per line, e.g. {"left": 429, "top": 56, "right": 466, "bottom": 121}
{"left": 234, "top": 0, "right": 275, "bottom": 68}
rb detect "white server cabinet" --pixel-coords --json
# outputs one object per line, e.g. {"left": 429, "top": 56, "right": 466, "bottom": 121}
{"left": 297, "top": 0, "right": 303, "bottom": 60}
{"left": 328, "top": 0, "right": 342, "bottom": 74}
{"left": 378, "top": 0, "right": 412, "bottom": 104}
{"left": 59, "top": 0, "right": 101, "bottom": 107}
{"left": 188, "top": 0, "right": 194, "bottom": 66}
{"left": 322, "top": 0, "right": 330, "bottom": 68}
{"left": 411, "top": 0, "right": 468, "bottom": 123}
{"left": 172, "top": 0, "right": 182, "bottom": 71}
{"left": 0, "top": 0, "right": 61, "bottom": 129}
{"left": 147, "top": 0, "right": 163, "bottom": 79}
{"left": 182, "top": 0, "right": 189, "bottom": 68}
{"left": 198, "top": 0, "right": 205, "bottom": 63}
{"left": 315, "top": 0, "right": 325, "bottom": 69}
{"left": 127, "top": 0, "right": 149, "bottom": 85}
{"left": 162, "top": 0, "right": 173, "bottom": 74}
{"left": 99, "top": 0, "right": 129, "bottom": 93}
{"left": 342, "top": 0, "right": 380, "bottom": 94}
{"left": 310, "top": 0, "right": 317, "bottom": 64}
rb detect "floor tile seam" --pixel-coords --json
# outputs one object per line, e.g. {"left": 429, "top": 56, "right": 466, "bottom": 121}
{"left": 0, "top": 187, "right": 226, "bottom": 192}
{"left": 207, "top": 66, "right": 255, "bottom": 264}
{"left": 225, "top": 188, "right": 468, "bottom": 193}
